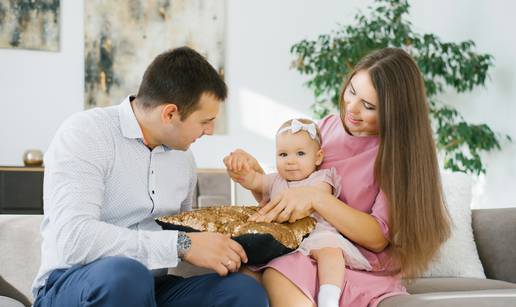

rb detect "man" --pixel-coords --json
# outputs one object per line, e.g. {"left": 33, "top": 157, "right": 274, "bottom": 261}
{"left": 32, "top": 47, "right": 268, "bottom": 307}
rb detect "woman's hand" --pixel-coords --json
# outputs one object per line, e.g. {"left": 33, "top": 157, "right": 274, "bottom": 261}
{"left": 249, "top": 186, "right": 322, "bottom": 223}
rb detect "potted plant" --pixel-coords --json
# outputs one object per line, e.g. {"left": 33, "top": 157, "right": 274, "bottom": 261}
{"left": 290, "top": 0, "right": 510, "bottom": 174}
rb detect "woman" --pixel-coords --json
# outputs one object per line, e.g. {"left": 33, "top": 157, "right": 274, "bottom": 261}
{"left": 224, "top": 47, "right": 451, "bottom": 307}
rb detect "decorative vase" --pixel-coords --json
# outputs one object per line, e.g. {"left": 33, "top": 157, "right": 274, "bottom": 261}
{"left": 23, "top": 149, "right": 44, "bottom": 167}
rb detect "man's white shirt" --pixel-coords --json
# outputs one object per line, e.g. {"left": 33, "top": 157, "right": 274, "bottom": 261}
{"left": 32, "top": 96, "right": 196, "bottom": 296}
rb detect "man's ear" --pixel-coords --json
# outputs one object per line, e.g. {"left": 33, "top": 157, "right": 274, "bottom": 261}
{"left": 161, "top": 103, "right": 179, "bottom": 123}
{"left": 315, "top": 148, "right": 324, "bottom": 166}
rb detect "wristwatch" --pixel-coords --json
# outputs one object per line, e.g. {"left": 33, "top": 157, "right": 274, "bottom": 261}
{"left": 176, "top": 231, "right": 191, "bottom": 260}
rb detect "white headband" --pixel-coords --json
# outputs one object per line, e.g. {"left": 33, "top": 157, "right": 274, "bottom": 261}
{"left": 277, "top": 119, "right": 321, "bottom": 145}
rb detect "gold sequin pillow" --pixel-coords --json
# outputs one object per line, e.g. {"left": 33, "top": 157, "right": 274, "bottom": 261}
{"left": 156, "top": 205, "right": 316, "bottom": 265}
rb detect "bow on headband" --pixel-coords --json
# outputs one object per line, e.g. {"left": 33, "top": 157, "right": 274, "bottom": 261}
{"left": 277, "top": 119, "right": 320, "bottom": 144}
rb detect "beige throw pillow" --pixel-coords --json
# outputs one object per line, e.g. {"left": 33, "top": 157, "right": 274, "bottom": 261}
{"left": 422, "top": 171, "right": 485, "bottom": 278}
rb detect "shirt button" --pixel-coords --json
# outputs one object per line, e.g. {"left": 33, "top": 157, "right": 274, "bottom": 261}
{"left": 151, "top": 170, "right": 154, "bottom": 174}
{"left": 152, "top": 190, "right": 155, "bottom": 194}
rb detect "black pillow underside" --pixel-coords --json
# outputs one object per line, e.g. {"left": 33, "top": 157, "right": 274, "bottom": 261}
{"left": 157, "top": 220, "right": 295, "bottom": 265}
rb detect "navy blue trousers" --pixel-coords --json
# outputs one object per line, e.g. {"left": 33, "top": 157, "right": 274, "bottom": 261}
{"left": 34, "top": 256, "right": 269, "bottom": 307}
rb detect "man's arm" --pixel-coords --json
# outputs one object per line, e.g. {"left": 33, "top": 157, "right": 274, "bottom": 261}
{"left": 45, "top": 114, "right": 181, "bottom": 269}
{"left": 47, "top": 114, "right": 247, "bottom": 275}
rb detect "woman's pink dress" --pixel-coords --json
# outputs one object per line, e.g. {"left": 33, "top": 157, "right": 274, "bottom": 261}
{"left": 262, "top": 114, "right": 407, "bottom": 307}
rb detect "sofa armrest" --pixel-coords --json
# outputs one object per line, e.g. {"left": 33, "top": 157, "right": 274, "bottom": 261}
{"left": 472, "top": 208, "right": 516, "bottom": 283}
{"left": 0, "top": 277, "right": 31, "bottom": 307}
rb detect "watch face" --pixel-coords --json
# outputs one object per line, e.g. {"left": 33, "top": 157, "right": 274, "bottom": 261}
{"left": 177, "top": 232, "right": 191, "bottom": 258}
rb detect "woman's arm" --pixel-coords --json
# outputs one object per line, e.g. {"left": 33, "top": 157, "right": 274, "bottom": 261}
{"left": 253, "top": 187, "right": 389, "bottom": 253}
{"left": 314, "top": 191, "right": 389, "bottom": 253}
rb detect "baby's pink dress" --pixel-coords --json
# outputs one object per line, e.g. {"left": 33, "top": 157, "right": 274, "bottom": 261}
{"left": 262, "top": 169, "right": 372, "bottom": 271}
{"left": 261, "top": 114, "right": 407, "bottom": 307}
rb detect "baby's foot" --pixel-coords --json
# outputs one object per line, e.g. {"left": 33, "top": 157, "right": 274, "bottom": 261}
{"left": 318, "top": 284, "right": 341, "bottom": 307}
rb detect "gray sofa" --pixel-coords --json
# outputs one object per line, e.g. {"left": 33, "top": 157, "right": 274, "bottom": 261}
{"left": 1, "top": 208, "right": 516, "bottom": 306}
{"left": 380, "top": 207, "right": 516, "bottom": 306}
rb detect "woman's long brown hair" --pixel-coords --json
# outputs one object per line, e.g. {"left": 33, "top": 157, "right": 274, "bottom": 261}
{"left": 340, "top": 48, "right": 451, "bottom": 278}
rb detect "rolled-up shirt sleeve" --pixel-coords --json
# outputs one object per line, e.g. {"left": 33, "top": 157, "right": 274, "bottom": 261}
{"left": 45, "top": 113, "right": 180, "bottom": 270}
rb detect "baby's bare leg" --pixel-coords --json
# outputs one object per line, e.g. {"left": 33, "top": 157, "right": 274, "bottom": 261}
{"left": 311, "top": 247, "right": 345, "bottom": 287}
{"left": 311, "top": 247, "right": 345, "bottom": 307}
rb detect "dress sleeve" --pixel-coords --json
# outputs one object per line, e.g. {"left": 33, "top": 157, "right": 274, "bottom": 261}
{"left": 260, "top": 173, "right": 280, "bottom": 205}
{"left": 370, "top": 190, "right": 390, "bottom": 240}
{"left": 311, "top": 168, "right": 342, "bottom": 198}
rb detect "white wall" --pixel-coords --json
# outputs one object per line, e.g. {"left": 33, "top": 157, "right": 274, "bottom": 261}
{"left": 1, "top": 0, "right": 515, "bottom": 207}
{"left": 0, "top": 0, "right": 84, "bottom": 162}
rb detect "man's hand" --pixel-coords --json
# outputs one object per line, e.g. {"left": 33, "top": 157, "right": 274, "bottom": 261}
{"left": 183, "top": 232, "right": 248, "bottom": 276}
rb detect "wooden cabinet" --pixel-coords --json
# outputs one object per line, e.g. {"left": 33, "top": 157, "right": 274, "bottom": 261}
{"left": 0, "top": 166, "right": 44, "bottom": 214}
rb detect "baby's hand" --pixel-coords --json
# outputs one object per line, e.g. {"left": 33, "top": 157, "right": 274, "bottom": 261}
{"left": 234, "top": 171, "right": 258, "bottom": 191}
{"left": 223, "top": 149, "right": 253, "bottom": 174}
{"left": 223, "top": 150, "right": 259, "bottom": 190}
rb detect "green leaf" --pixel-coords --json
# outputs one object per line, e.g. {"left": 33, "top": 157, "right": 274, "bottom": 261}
{"left": 289, "top": 0, "right": 509, "bottom": 175}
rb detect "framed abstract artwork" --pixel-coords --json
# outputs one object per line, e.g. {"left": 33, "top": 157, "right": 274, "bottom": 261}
{"left": 0, "top": 0, "right": 60, "bottom": 51}
{"left": 84, "top": 0, "right": 227, "bottom": 133}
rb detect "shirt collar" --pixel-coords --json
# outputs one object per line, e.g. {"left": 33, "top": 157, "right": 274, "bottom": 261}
{"left": 118, "top": 95, "right": 172, "bottom": 152}
{"left": 119, "top": 95, "right": 144, "bottom": 140}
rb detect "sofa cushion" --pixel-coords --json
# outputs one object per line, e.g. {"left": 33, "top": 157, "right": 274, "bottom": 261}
{"left": 0, "top": 215, "right": 43, "bottom": 301}
{"left": 404, "top": 277, "right": 516, "bottom": 294}
{"left": 472, "top": 208, "right": 516, "bottom": 283}
{"left": 423, "top": 172, "right": 485, "bottom": 278}
{"left": 379, "top": 289, "right": 516, "bottom": 307}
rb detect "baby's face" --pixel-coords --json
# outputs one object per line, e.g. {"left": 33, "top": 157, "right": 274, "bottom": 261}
{"left": 275, "top": 131, "right": 323, "bottom": 181}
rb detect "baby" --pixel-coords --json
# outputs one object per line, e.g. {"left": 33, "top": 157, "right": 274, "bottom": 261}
{"left": 226, "top": 118, "right": 371, "bottom": 307}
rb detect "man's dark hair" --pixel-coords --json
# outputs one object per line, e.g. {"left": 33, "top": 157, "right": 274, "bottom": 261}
{"left": 136, "top": 46, "right": 227, "bottom": 119}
